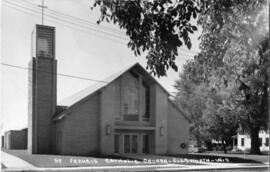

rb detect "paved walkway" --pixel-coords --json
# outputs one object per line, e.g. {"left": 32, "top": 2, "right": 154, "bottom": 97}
{"left": 1, "top": 151, "right": 38, "bottom": 171}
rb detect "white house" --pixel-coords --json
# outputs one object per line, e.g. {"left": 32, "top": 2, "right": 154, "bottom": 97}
{"left": 232, "top": 130, "right": 269, "bottom": 152}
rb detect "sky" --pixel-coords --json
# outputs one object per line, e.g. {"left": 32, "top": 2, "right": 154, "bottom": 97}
{"left": 1, "top": 0, "right": 201, "bottom": 134}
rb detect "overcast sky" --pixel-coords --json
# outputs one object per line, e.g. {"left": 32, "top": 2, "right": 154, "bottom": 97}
{"left": 1, "top": 0, "right": 201, "bottom": 134}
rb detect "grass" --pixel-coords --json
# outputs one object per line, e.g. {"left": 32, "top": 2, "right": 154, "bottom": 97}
{"left": 2, "top": 149, "right": 268, "bottom": 168}
{"left": 202, "top": 151, "right": 269, "bottom": 163}
{"left": 168, "top": 154, "right": 263, "bottom": 164}
{"left": 2, "top": 149, "right": 144, "bottom": 168}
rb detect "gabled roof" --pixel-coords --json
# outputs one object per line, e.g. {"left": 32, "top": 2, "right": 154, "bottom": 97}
{"left": 54, "top": 63, "right": 187, "bottom": 121}
{"left": 57, "top": 63, "right": 170, "bottom": 108}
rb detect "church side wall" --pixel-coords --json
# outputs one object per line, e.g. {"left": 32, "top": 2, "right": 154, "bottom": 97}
{"left": 60, "top": 93, "right": 100, "bottom": 155}
{"left": 167, "top": 101, "right": 189, "bottom": 154}
{"left": 154, "top": 85, "right": 168, "bottom": 154}
{"left": 100, "top": 82, "right": 117, "bottom": 155}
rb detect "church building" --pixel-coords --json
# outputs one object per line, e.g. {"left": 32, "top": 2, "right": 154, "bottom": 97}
{"left": 28, "top": 24, "right": 190, "bottom": 155}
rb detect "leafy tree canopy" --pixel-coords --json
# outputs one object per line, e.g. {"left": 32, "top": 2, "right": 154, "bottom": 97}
{"left": 92, "top": 0, "right": 200, "bottom": 77}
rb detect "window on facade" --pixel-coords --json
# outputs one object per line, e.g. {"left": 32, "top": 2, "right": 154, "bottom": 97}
{"left": 142, "top": 82, "right": 150, "bottom": 121}
{"left": 259, "top": 138, "right": 262, "bottom": 147}
{"left": 241, "top": 138, "right": 245, "bottom": 146}
{"left": 123, "top": 72, "right": 139, "bottom": 121}
{"left": 266, "top": 138, "right": 269, "bottom": 147}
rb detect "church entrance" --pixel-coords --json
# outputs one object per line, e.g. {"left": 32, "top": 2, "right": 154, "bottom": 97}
{"left": 114, "top": 133, "right": 151, "bottom": 154}
{"left": 124, "top": 134, "right": 138, "bottom": 153}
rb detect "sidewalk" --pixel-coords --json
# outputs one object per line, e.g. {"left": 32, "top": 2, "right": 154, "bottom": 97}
{"left": 1, "top": 151, "right": 38, "bottom": 171}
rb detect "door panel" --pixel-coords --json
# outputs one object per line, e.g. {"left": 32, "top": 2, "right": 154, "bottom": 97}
{"left": 124, "top": 135, "right": 130, "bottom": 153}
{"left": 131, "top": 135, "right": 138, "bottom": 153}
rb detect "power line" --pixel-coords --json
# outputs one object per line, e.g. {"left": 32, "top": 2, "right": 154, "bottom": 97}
{"left": 3, "top": 1, "right": 197, "bottom": 61}
{"left": 4, "top": 0, "right": 199, "bottom": 57}
{"left": 1, "top": 62, "right": 177, "bottom": 95}
{"left": 18, "top": 0, "right": 124, "bottom": 35}
{"left": 4, "top": 2, "right": 196, "bottom": 59}
{"left": 3, "top": 0, "right": 129, "bottom": 42}
{"left": 3, "top": 2, "right": 126, "bottom": 45}
{"left": 1, "top": 62, "right": 109, "bottom": 83}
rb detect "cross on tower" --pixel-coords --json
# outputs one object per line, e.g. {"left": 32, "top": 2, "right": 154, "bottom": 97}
{"left": 38, "top": 0, "right": 48, "bottom": 25}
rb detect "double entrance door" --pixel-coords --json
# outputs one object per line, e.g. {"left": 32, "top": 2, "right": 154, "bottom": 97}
{"left": 124, "top": 134, "right": 138, "bottom": 153}
{"left": 114, "top": 133, "right": 150, "bottom": 154}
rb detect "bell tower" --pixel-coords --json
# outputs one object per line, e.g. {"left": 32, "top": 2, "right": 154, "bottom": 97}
{"left": 28, "top": 25, "right": 56, "bottom": 154}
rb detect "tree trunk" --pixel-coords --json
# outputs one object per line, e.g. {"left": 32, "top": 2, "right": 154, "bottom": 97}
{"left": 250, "top": 127, "right": 261, "bottom": 154}
{"left": 222, "top": 139, "right": 227, "bottom": 154}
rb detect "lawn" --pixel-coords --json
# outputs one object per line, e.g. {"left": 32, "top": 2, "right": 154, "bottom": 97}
{"left": 202, "top": 151, "right": 269, "bottom": 163}
{"left": 168, "top": 153, "right": 264, "bottom": 164}
{"left": 2, "top": 149, "right": 267, "bottom": 168}
{"left": 2, "top": 149, "right": 145, "bottom": 167}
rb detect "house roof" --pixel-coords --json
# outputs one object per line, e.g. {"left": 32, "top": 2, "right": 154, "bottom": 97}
{"left": 54, "top": 63, "right": 189, "bottom": 121}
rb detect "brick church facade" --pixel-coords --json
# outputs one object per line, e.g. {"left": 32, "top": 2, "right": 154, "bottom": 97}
{"left": 28, "top": 24, "right": 190, "bottom": 155}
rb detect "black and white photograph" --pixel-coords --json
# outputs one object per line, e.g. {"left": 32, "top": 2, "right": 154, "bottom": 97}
{"left": 1, "top": 0, "right": 269, "bottom": 171}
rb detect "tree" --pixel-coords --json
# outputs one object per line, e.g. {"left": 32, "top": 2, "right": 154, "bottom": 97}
{"left": 202, "top": 75, "right": 239, "bottom": 154}
{"left": 92, "top": 0, "right": 268, "bottom": 154}
{"left": 175, "top": 59, "right": 238, "bottom": 153}
{"left": 92, "top": 0, "right": 200, "bottom": 77}
{"left": 174, "top": 60, "right": 211, "bottom": 147}
{"left": 197, "top": 0, "right": 269, "bottom": 154}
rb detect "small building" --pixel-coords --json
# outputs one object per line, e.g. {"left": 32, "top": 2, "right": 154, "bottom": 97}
{"left": 4, "top": 128, "right": 27, "bottom": 149}
{"left": 232, "top": 130, "right": 269, "bottom": 152}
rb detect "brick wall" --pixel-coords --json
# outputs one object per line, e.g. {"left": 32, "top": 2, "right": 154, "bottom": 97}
{"left": 28, "top": 57, "right": 57, "bottom": 154}
{"left": 59, "top": 93, "right": 100, "bottom": 155}
{"left": 167, "top": 101, "right": 189, "bottom": 154}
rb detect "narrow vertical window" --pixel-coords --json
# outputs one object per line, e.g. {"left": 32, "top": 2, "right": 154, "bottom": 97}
{"left": 265, "top": 138, "right": 269, "bottom": 147}
{"left": 142, "top": 82, "right": 150, "bottom": 121}
{"left": 123, "top": 72, "right": 139, "bottom": 121}
{"left": 241, "top": 138, "right": 245, "bottom": 146}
